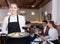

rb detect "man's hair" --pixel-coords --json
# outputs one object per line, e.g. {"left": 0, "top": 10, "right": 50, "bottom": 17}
{"left": 42, "top": 20, "right": 48, "bottom": 24}
{"left": 25, "top": 21, "right": 31, "bottom": 24}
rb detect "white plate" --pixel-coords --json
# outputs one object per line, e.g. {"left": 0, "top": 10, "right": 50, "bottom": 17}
{"left": 7, "top": 32, "right": 29, "bottom": 38}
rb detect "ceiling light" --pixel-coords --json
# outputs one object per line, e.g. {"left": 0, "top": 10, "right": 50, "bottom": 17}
{"left": 45, "top": 11, "right": 48, "bottom": 15}
{"left": 20, "top": 11, "right": 25, "bottom": 14}
{"left": 31, "top": 12, "right": 35, "bottom": 15}
{"left": 32, "top": 5, "right": 35, "bottom": 7}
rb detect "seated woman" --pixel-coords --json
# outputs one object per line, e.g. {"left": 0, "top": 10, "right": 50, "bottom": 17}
{"left": 40, "top": 21, "right": 58, "bottom": 44}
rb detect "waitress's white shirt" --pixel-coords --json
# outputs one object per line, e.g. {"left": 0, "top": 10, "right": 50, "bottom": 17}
{"left": 45, "top": 27, "right": 58, "bottom": 41}
{"left": 2, "top": 15, "right": 25, "bottom": 34}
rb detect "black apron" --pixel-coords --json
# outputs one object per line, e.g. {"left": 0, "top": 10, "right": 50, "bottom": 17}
{"left": 5, "top": 15, "right": 25, "bottom": 44}
{"left": 8, "top": 15, "right": 21, "bottom": 34}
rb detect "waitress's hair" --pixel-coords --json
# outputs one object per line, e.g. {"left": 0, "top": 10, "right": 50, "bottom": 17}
{"left": 48, "top": 21, "right": 57, "bottom": 29}
{"left": 9, "top": 2, "right": 18, "bottom": 8}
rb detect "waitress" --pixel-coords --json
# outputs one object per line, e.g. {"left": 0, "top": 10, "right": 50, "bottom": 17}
{"left": 2, "top": 3, "right": 25, "bottom": 34}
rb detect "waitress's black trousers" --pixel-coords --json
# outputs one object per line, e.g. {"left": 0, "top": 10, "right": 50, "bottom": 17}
{"left": 5, "top": 37, "right": 26, "bottom": 44}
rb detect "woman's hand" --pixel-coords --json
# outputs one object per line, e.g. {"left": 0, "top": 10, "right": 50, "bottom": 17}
{"left": 40, "top": 35, "right": 48, "bottom": 41}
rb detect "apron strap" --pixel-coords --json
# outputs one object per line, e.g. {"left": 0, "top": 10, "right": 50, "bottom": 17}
{"left": 17, "top": 15, "right": 21, "bottom": 32}
{"left": 17, "top": 15, "right": 19, "bottom": 22}
{"left": 8, "top": 15, "right": 19, "bottom": 23}
{"left": 8, "top": 15, "right": 10, "bottom": 23}
{"left": 8, "top": 15, "right": 21, "bottom": 31}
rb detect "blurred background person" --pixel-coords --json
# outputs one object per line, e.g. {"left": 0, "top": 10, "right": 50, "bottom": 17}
{"left": 42, "top": 20, "right": 49, "bottom": 36}
{"left": 40, "top": 21, "right": 58, "bottom": 44}
{"left": 25, "top": 25, "right": 41, "bottom": 44}
{"left": 23, "top": 21, "right": 31, "bottom": 32}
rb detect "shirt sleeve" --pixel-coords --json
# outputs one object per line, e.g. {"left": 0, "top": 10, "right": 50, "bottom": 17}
{"left": 2, "top": 17, "right": 8, "bottom": 34}
{"left": 19, "top": 16, "right": 26, "bottom": 32}
{"left": 47, "top": 29, "right": 58, "bottom": 41}
{"left": 21, "top": 16, "right": 25, "bottom": 27}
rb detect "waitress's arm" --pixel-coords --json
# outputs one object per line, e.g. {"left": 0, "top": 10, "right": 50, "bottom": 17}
{"left": 2, "top": 17, "right": 8, "bottom": 34}
{"left": 19, "top": 15, "right": 26, "bottom": 32}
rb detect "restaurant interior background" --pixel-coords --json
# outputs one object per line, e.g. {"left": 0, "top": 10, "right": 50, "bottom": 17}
{"left": 0, "top": 0, "right": 60, "bottom": 39}
{"left": 0, "top": 0, "right": 52, "bottom": 23}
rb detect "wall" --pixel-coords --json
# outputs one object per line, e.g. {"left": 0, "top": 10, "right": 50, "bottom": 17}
{"left": 52, "top": 0, "right": 60, "bottom": 25}
{"left": 0, "top": 9, "right": 42, "bottom": 23}
{"left": 52, "top": 0, "right": 57, "bottom": 24}
{"left": 0, "top": 9, "right": 8, "bottom": 22}
{"left": 19, "top": 9, "right": 41, "bottom": 22}
{"left": 57, "top": 0, "right": 60, "bottom": 25}
{"left": 42, "top": 1, "right": 52, "bottom": 15}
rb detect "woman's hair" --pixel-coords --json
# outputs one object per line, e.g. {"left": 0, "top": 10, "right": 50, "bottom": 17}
{"left": 48, "top": 21, "right": 57, "bottom": 29}
{"left": 9, "top": 3, "right": 18, "bottom": 8}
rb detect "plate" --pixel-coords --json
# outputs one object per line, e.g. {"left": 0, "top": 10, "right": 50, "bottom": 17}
{"left": 7, "top": 32, "right": 29, "bottom": 38}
